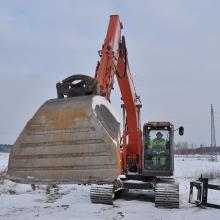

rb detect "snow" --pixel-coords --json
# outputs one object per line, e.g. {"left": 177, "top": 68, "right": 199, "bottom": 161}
{"left": 92, "top": 95, "right": 121, "bottom": 124}
{"left": 174, "top": 155, "right": 220, "bottom": 178}
{"left": 0, "top": 153, "right": 9, "bottom": 171}
{"left": 92, "top": 95, "right": 120, "bottom": 146}
{"left": 1, "top": 153, "right": 220, "bottom": 219}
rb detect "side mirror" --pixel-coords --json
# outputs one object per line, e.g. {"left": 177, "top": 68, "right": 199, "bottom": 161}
{"left": 179, "top": 126, "right": 184, "bottom": 136}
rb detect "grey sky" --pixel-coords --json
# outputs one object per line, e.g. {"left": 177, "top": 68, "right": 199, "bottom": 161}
{"left": 0, "top": 0, "right": 220, "bottom": 146}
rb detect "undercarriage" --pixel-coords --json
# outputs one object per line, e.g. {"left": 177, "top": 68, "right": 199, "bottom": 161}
{"left": 90, "top": 177, "right": 179, "bottom": 208}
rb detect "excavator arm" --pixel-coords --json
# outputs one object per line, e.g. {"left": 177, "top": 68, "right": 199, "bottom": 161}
{"left": 95, "top": 15, "right": 143, "bottom": 174}
{"left": 94, "top": 15, "right": 122, "bottom": 100}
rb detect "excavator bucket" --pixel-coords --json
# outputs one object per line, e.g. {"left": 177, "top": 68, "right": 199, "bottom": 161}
{"left": 7, "top": 95, "right": 121, "bottom": 184}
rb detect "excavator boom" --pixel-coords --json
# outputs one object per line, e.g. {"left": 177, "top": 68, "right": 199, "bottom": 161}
{"left": 95, "top": 15, "right": 142, "bottom": 173}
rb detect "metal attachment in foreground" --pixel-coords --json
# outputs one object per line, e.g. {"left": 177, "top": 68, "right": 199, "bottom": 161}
{"left": 189, "top": 175, "right": 220, "bottom": 209}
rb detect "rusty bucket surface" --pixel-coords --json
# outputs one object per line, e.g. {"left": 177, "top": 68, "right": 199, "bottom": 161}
{"left": 7, "top": 95, "right": 121, "bottom": 184}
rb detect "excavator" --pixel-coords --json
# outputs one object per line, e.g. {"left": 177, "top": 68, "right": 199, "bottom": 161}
{"left": 7, "top": 15, "right": 184, "bottom": 208}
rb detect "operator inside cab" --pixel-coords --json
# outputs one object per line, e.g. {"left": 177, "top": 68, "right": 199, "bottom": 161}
{"left": 144, "top": 129, "right": 170, "bottom": 170}
{"left": 151, "top": 132, "right": 166, "bottom": 152}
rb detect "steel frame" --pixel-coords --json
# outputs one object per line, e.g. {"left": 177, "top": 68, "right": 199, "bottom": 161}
{"left": 189, "top": 176, "right": 220, "bottom": 209}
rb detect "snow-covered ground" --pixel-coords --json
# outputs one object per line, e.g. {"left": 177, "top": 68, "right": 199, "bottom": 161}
{"left": 0, "top": 153, "right": 220, "bottom": 220}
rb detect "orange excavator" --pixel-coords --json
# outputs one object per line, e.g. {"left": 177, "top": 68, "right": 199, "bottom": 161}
{"left": 8, "top": 15, "right": 183, "bottom": 208}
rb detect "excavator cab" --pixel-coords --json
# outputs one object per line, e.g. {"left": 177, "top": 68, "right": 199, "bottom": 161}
{"left": 142, "top": 122, "right": 175, "bottom": 177}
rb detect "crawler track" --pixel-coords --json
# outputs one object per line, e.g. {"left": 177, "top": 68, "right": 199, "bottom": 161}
{"left": 155, "top": 182, "right": 179, "bottom": 208}
{"left": 90, "top": 184, "right": 114, "bottom": 205}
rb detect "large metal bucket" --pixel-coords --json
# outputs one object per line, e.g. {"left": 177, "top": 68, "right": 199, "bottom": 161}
{"left": 7, "top": 95, "right": 121, "bottom": 184}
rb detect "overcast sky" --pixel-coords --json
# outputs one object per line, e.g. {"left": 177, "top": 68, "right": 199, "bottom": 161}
{"left": 0, "top": 0, "right": 220, "bottom": 146}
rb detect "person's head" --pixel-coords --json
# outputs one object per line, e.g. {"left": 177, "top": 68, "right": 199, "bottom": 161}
{"left": 156, "top": 132, "right": 163, "bottom": 139}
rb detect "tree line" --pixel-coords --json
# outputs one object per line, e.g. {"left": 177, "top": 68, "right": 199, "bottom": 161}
{"left": 174, "top": 142, "right": 220, "bottom": 155}
{"left": 0, "top": 144, "right": 13, "bottom": 153}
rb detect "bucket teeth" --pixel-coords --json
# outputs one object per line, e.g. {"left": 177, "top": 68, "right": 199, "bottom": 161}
{"left": 90, "top": 184, "right": 114, "bottom": 205}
